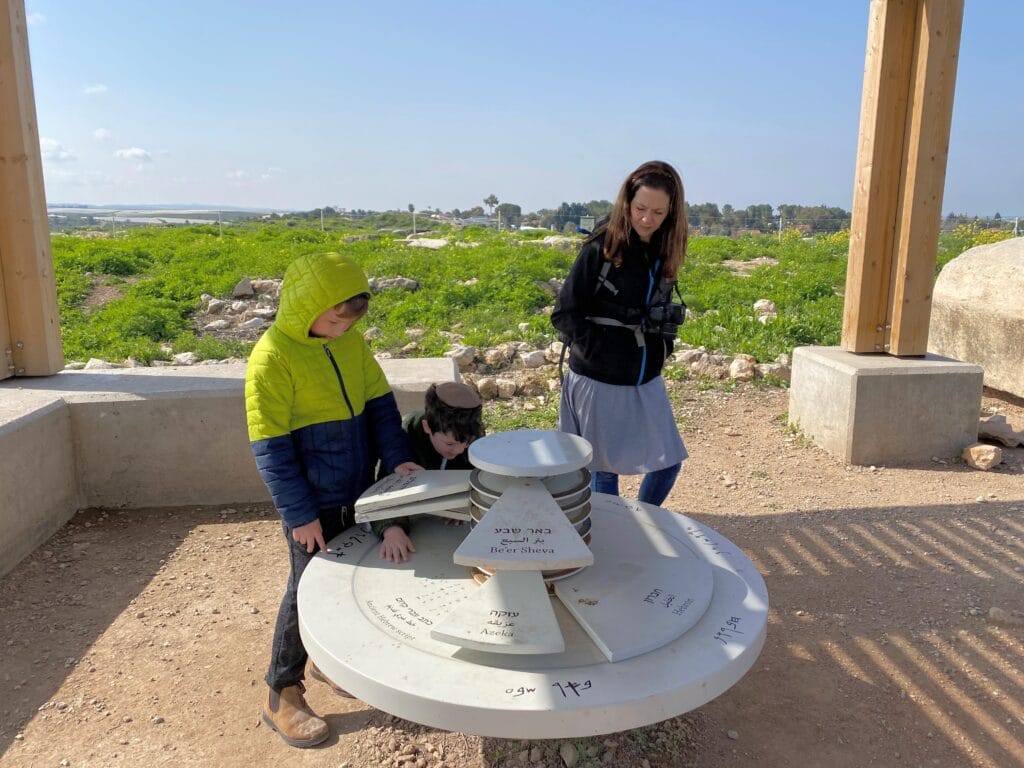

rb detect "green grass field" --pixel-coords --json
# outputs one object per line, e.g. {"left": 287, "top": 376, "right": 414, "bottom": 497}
{"left": 51, "top": 218, "right": 1010, "bottom": 367}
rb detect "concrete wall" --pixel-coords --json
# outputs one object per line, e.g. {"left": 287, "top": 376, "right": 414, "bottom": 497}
{"left": 0, "top": 358, "right": 458, "bottom": 577}
{"left": 0, "top": 396, "right": 81, "bottom": 575}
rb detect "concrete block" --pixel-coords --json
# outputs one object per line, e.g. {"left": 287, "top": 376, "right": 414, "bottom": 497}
{"left": 379, "top": 357, "right": 461, "bottom": 414}
{"left": 788, "top": 346, "right": 983, "bottom": 465}
{"left": 0, "top": 397, "right": 80, "bottom": 578}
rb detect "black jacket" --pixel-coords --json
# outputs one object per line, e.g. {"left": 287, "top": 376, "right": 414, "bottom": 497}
{"left": 551, "top": 232, "right": 674, "bottom": 386}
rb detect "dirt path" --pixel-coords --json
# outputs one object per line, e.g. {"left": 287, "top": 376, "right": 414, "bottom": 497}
{"left": 2, "top": 383, "right": 1022, "bottom": 768}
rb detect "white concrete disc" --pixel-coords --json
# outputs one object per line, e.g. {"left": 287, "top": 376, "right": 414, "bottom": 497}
{"left": 468, "top": 430, "right": 592, "bottom": 477}
{"left": 453, "top": 481, "right": 593, "bottom": 571}
{"left": 298, "top": 494, "right": 768, "bottom": 738}
{"left": 355, "top": 470, "right": 472, "bottom": 514}
{"left": 355, "top": 491, "right": 470, "bottom": 523}
{"left": 430, "top": 570, "right": 565, "bottom": 655}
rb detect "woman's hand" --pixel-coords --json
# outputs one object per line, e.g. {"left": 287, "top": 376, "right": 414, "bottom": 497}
{"left": 394, "top": 462, "right": 424, "bottom": 475}
{"left": 292, "top": 519, "right": 326, "bottom": 554}
{"left": 379, "top": 526, "right": 416, "bottom": 562}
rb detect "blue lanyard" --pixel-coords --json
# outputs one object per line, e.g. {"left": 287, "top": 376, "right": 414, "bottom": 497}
{"left": 636, "top": 258, "right": 661, "bottom": 385}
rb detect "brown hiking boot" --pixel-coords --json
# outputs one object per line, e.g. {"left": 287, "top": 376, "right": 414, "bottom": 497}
{"left": 308, "top": 661, "right": 355, "bottom": 698}
{"left": 261, "top": 682, "right": 329, "bottom": 748}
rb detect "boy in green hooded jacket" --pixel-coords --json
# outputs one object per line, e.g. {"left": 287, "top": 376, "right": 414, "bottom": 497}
{"left": 245, "top": 252, "right": 421, "bottom": 747}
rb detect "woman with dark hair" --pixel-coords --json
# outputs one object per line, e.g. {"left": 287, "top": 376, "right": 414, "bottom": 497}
{"left": 551, "top": 160, "right": 688, "bottom": 505}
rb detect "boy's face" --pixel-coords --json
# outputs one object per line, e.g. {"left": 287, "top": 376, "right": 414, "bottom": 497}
{"left": 423, "top": 421, "right": 469, "bottom": 460}
{"left": 309, "top": 304, "right": 359, "bottom": 339}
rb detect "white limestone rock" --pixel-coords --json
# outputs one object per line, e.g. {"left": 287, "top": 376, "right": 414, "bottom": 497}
{"left": 520, "top": 350, "right": 547, "bottom": 369}
{"left": 756, "top": 362, "right": 792, "bottom": 384}
{"left": 962, "top": 442, "right": 1002, "bottom": 470}
{"left": 405, "top": 237, "right": 448, "bottom": 250}
{"left": 84, "top": 358, "right": 119, "bottom": 369}
{"left": 483, "top": 348, "right": 509, "bottom": 367}
{"left": 476, "top": 377, "right": 498, "bottom": 400}
{"left": 496, "top": 378, "right": 518, "bottom": 399}
{"left": 978, "top": 414, "right": 1024, "bottom": 447}
{"left": 445, "top": 345, "right": 478, "bottom": 368}
{"left": 545, "top": 341, "right": 565, "bottom": 363}
{"left": 729, "top": 356, "right": 757, "bottom": 382}
{"left": 929, "top": 237, "right": 1024, "bottom": 397}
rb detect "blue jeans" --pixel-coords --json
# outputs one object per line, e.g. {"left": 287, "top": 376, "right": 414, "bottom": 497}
{"left": 265, "top": 506, "right": 352, "bottom": 691}
{"left": 591, "top": 463, "right": 681, "bottom": 507}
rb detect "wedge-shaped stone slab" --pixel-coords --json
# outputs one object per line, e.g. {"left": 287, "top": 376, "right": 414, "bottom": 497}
{"left": 430, "top": 570, "right": 564, "bottom": 654}
{"left": 454, "top": 481, "right": 593, "bottom": 571}
{"left": 355, "top": 491, "right": 471, "bottom": 523}
{"left": 469, "top": 429, "right": 592, "bottom": 477}
{"left": 554, "top": 548, "right": 713, "bottom": 662}
{"left": 355, "top": 470, "right": 472, "bottom": 514}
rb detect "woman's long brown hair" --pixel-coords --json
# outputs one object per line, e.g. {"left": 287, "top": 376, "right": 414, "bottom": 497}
{"left": 588, "top": 160, "right": 688, "bottom": 280}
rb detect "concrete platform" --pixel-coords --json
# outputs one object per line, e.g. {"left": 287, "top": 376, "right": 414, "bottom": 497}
{"left": 788, "top": 346, "right": 983, "bottom": 466}
{"left": 0, "top": 358, "right": 458, "bottom": 578}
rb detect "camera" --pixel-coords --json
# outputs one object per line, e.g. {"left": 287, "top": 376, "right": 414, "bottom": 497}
{"left": 647, "top": 301, "right": 686, "bottom": 339}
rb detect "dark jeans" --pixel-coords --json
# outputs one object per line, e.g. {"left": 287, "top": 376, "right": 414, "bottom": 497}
{"left": 265, "top": 506, "right": 353, "bottom": 691}
{"left": 591, "top": 462, "right": 681, "bottom": 507}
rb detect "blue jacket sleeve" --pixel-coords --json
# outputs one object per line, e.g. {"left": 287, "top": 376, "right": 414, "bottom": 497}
{"left": 251, "top": 435, "right": 320, "bottom": 529}
{"left": 364, "top": 391, "right": 414, "bottom": 473}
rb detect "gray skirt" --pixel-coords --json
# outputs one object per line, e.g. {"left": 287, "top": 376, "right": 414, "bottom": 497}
{"left": 558, "top": 369, "right": 687, "bottom": 475}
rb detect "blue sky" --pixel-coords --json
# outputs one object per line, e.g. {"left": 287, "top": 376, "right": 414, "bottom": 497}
{"left": 26, "top": 1, "right": 1024, "bottom": 216}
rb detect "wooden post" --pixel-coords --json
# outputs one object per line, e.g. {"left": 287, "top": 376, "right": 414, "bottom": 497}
{"left": 888, "top": 0, "right": 963, "bottom": 355}
{"left": 0, "top": 0, "right": 63, "bottom": 378}
{"left": 842, "top": 0, "right": 963, "bottom": 356}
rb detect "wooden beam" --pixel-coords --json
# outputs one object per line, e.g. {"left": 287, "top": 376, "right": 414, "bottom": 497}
{"left": 842, "top": 0, "right": 917, "bottom": 353}
{"left": 0, "top": 0, "right": 63, "bottom": 377}
{"left": 889, "top": 0, "right": 963, "bottom": 356}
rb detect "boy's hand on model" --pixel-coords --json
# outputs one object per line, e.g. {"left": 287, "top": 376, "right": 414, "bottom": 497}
{"left": 394, "top": 462, "right": 424, "bottom": 475}
{"left": 292, "top": 519, "right": 326, "bottom": 554}
{"left": 379, "top": 526, "right": 417, "bottom": 563}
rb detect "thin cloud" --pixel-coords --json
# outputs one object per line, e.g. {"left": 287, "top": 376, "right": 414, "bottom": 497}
{"left": 27, "top": 12, "right": 46, "bottom": 25}
{"left": 93, "top": 128, "right": 112, "bottom": 141}
{"left": 83, "top": 84, "right": 108, "bottom": 96}
{"left": 227, "top": 170, "right": 250, "bottom": 182}
{"left": 114, "top": 147, "right": 152, "bottom": 162}
{"left": 39, "top": 137, "right": 75, "bottom": 163}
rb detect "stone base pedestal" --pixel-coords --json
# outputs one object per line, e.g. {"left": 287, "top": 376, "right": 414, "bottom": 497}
{"left": 788, "top": 346, "right": 982, "bottom": 465}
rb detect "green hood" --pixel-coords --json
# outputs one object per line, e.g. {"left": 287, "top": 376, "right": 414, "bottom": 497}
{"left": 275, "top": 252, "right": 370, "bottom": 343}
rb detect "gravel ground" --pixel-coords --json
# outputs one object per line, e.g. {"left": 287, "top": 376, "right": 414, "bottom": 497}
{"left": 1, "top": 381, "right": 1022, "bottom": 768}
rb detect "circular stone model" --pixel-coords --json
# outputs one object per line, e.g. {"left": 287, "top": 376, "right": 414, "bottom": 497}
{"left": 467, "top": 429, "right": 593, "bottom": 477}
{"left": 298, "top": 494, "right": 768, "bottom": 738}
